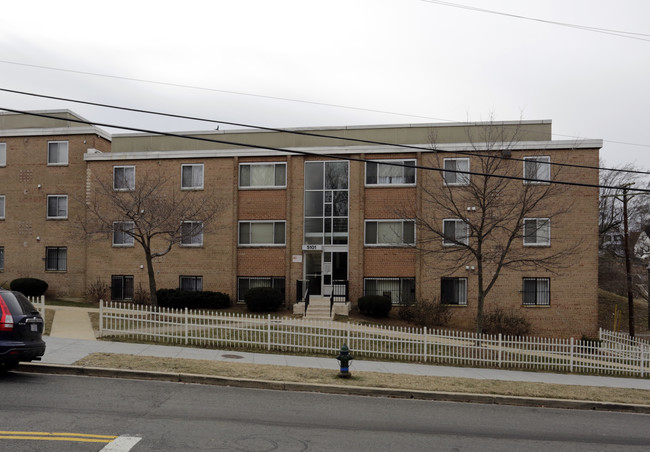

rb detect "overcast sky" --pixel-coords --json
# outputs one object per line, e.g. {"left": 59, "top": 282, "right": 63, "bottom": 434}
{"left": 1, "top": 0, "right": 649, "bottom": 170}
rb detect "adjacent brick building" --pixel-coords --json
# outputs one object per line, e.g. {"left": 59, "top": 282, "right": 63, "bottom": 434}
{"left": 0, "top": 110, "right": 601, "bottom": 337}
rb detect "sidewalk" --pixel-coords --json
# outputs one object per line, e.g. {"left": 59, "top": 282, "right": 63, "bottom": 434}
{"left": 43, "top": 307, "right": 650, "bottom": 391}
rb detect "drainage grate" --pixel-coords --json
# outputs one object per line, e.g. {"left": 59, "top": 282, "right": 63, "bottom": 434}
{"left": 222, "top": 354, "right": 244, "bottom": 359}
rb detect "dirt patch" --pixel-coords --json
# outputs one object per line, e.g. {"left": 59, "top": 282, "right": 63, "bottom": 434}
{"left": 75, "top": 352, "right": 650, "bottom": 406}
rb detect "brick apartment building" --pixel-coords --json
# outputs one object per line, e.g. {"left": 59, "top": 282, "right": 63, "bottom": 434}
{"left": 0, "top": 110, "right": 601, "bottom": 337}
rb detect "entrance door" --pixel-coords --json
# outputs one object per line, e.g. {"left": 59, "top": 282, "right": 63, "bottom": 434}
{"left": 323, "top": 251, "right": 348, "bottom": 297}
{"left": 305, "top": 250, "right": 348, "bottom": 297}
{"left": 304, "top": 252, "right": 322, "bottom": 296}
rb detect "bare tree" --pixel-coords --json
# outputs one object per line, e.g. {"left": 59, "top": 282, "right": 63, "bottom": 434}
{"left": 599, "top": 162, "right": 648, "bottom": 247}
{"left": 412, "top": 122, "right": 580, "bottom": 334}
{"left": 77, "top": 169, "right": 222, "bottom": 307}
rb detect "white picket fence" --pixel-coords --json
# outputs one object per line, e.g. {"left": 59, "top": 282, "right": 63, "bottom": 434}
{"left": 98, "top": 301, "right": 650, "bottom": 377}
{"left": 30, "top": 295, "right": 45, "bottom": 322}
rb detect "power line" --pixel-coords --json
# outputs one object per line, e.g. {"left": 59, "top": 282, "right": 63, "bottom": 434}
{"left": 2, "top": 106, "right": 649, "bottom": 194}
{"left": 1, "top": 60, "right": 648, "bottom": 152}
{"left": 0, "top": 59, "right": 446, "bottom": 122}
{"left": 2, "top": 87, "right": 648, "bottom": 178}
{"left": 420, "top": 0, "right": 650, "bottom": 41}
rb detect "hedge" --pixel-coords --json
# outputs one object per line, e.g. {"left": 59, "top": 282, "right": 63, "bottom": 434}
{"left": 156, "top": 289, "right": 231, "bottom": 309}
{"left": 357, "top": 295, "right": 392, "bottom": 318}
{"left": 244, "top": 287, "right": 283, "bottom": 312}
{"left": 10, "top": 278, "right": 48, "bottom": 297}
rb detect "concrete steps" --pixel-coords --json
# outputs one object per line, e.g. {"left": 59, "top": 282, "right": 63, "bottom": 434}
{"left": 304, "top": 296, "right": 333, "bottom": 320}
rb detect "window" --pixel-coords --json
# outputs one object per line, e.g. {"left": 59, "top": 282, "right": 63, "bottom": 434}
{"left": 0, "top": 246, "right": 4, "bottom": 271}
{"left": 522, "top": 278, "right": 550, "bottom": 306}
{"left": 239, "top": 221, "right": 286, "bottom": 246}
{"left": 304, "top": 161, "right": 349, "bottom": 245}
{"left": 366, "top": 160, "right": 416, "bottom": 186}
{"left": 364, "top": 277, "right": 415, "bottom": 305}
{"left": 181, "top": 164, "right": 204, "bottom": 190}
{"left": 113, "top": 166, "right": 135, "bottom": 191}
{"left": 181, "top": 221, "right": 203, "bottom": 246}
{"left": 237, "top": 277, "right": 286, "bottom": 302}
{"left": 365, "top": 220, "right": 415, "bottom": 246}
{"left": 180, "top": 276, "right": 203, "bottom": 291}
{"left": 47, "top": 141, "right": 68, "bottom": 165}
{"left": 46, "top": 195, "right": 68, "bottom": 219}
{"left": 443, "top": 219, "right": 469, "bottom": 246}
{"left": 524, "top": 218, "right": 550, "bottom": 246}
{"left": 441, "top": 277, "right": 467, "bottom": 305}
{"left": 0, "top": 143, "right": 6, "bottom": 167}
{"left": 0, "top": 195, "right": 4, "bottom": 220}
{"left": 113, "top": 221, "right": 135, "bottom": 246}
{"left": 239, "top": 163, "right": 286, "bottom": 188}
{"left": 443, "top": 158, "right": 470, "bottom": 186}
{"left": 111, "top": 275, "right": 134, "bottom": 301}
{"left": 45, "top": 247, "right": 67, "bottom": 271}
{"left": 523, "top": 156, "right": 550, "bottom": 184}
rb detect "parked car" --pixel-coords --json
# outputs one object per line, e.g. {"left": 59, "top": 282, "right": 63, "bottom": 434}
{"left": 0, "top": 289, "right": 46, "bottom": 372}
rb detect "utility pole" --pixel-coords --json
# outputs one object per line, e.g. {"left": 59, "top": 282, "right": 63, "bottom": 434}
{"left": 622, "top": 187, "right": 636, "bottom": 337}
{"left": 647, "top": 262, "right": 650, "bottom": 330}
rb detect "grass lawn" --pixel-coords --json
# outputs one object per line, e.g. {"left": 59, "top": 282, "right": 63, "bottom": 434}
{"left": 598, "top": 289, "right": 650, "bottom": 336}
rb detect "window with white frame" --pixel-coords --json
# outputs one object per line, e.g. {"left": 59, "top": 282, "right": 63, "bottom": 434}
{"left": 181, "top": 164, "right": 204, "bottom": 190}
{"left": 46, "top": 195, "right": 68, "bottom": 219}
{"left": 365, "top": 220, "right": 415, "bottom": 246}
{"left": 180, "top": 275, "right": 203, "bottom": 291}
{"left": 47, "top": 141, "right": 68, "bottom": 165}
{"left": 0, "top": 246, "right": 4, "bottom": 271}
{"left": 239, "top": 221, "right": 286, "bottom": 246}
{"left": 443, "top": 158, "right": 470, "bottom": 186}
{"left": 441, "top": 277, "right": 467, "bottom": 305}
{"left": 523, "top": 156, "right": 551, "bottom": 184}
{"left": 113, "top": 165, "right": 135, "bottom": 191}
{"left": 522, "top": 277, "right": 550, "bottom": 306}
{"left": 111, "top": 275, "right": 134, "bottom": 300}
{"left": 443, "top": 219, "right": 469, "bottom": 246}
{"left": 181, "top": 221, "right": 203, "bottom": 246}
{"left": 365, "top": 160, "right": 416, "bottom": 186}
{"left": 0, "top": 143, "right": 6, "bottom": 167}
{"left": 363, "top": 277, "right": 415, "bottom": 305}
{"left": 239, "top": 163, "right": 286, "bottom": 188}
{"left": 523, "top": 218, "right": 550, "bottom": 246}
{"left": 0, "top": 195, "right": 4, "bottom": 220}
{"left": 237, "top": 277, "right": 286, "bottom": 302}
{"left": 45, "top": 247, "right": 67, "bottom": 271}
{"left": 113, "top": 221, "right": 135, "bottom": 246}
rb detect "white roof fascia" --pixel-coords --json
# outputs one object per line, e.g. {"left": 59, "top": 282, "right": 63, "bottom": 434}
{"left": 111, "top": 119, "right": 553, "bottom": 138}
{"left": 84, "top": 139, "right": 602, "bottom": 162}
{"left": 0, "top": 126, "right": 112, "bottom": 141}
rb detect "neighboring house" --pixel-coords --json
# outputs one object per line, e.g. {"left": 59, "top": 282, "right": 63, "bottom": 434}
{"left": 601, "top": 232, "right": 624, "bottom": 250}
{"left": 634, "top": 231, "right": 650, "bottom": 260}
{"left": 601, "top": 230, "right": 648, "bottom": 259}
{"left": 0, "top": 110, "right": 602, "bottom": 337}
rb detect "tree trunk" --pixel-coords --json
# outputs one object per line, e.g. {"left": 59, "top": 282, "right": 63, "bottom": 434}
{"left": 145, "top": 249, "right": 158, "bottom": 307}
{"left": 476, "top": 269, "right": 485, "bottom": 335}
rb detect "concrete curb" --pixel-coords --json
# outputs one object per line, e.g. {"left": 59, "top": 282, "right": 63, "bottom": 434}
{"left": 17, "top": 362, "right": 650, "bottom": 414}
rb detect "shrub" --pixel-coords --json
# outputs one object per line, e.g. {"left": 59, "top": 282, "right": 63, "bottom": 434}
{"left": 244, "top": 287, "right": 283, "bottom": 312}
{"left": 482, "top": 307, "right": 531, "bottom": 337}
{"left": 357, "top": 295, "right": 392, "bottom": 318}
{"left": 156, "top": 289, "right": 231, "bottom": 309}
{"left": 86, "top": 277, "right": 110, "bottom": 304}
{"left": 399, "top": 298, "right": 452, "bottom": 328}
{"left": 10, "top": 278, "right": 48, "bottom": 297}
{"left": 133, "top": 283, "right": 151, "bottom": 305}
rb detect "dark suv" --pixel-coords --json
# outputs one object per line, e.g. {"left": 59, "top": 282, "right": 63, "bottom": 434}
{"left": 0, "top": 289, "right": 46, "bottom": 372}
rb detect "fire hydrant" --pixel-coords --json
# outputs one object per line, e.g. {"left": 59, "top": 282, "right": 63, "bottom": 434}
{"left": 336, "top": 343, "right": 354, "bottom": 378}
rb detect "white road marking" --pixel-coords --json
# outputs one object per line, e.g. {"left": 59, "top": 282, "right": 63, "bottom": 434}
{"left": 100, "top": 435, "right": 142, "bottom": 451}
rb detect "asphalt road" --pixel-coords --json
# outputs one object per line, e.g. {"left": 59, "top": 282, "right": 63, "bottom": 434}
{"left": 2, "top": 372, "right": 650, "bottom": 451}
